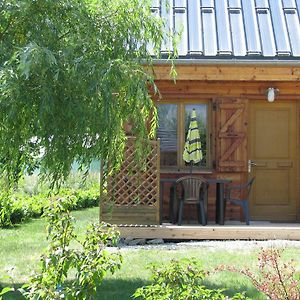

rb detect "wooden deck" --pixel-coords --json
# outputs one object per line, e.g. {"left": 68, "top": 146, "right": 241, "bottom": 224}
{"left": 118, "top": 222, "right": 300, "bottom": 241}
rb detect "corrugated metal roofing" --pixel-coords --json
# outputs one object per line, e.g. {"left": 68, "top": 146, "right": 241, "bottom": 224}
{"left": 151, "top": 0, "right": 300, "bottom": 59}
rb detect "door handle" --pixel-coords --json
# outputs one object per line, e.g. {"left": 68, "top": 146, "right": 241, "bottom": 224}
{"left": 254, "top": 162, "right": 267, "bottom": 167}
{"left": 248, "top": 160, "right": 254, "bottom": 173}
{"left": 248, "top": 160, "right": 267, "bottom": 172}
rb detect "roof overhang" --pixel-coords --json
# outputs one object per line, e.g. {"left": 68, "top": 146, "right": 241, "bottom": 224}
{"left": 153, "top": 58, "right": 300, "bottom": 66}
{"left": 150, "top": 59, "right": 300, "bottom": 82}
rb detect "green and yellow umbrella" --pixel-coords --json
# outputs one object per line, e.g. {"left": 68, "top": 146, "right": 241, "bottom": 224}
{"left": 183, "top": 109, "right": 203, "bottom": 172}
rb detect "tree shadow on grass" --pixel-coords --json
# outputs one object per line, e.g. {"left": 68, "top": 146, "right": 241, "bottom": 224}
{"left": 1, "top": 277, "right": 265, "bottom": 300}
{"left": 203, "top": 280, "right": 265, "bottom": 300}
{"left": 1, "top": 279, "right": 150, "bottom": 300}
{"left": 1, "top": 224, "right": 23, "bottom": 231}
{"left": 1, "top": 217, "right": 43, "bottom": 230}
{"left": 1, "top": 282, "right": 25, "bottom": 300}
{"left": 96, "top": 278, "right": 151, "bottom": 300}
{"left": 97, "top": 278, "right": 265, "bottom": 300}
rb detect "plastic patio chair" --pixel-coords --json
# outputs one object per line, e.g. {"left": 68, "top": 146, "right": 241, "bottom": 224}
{"left": 172, "top": 176, "right": 208, "bottom": 226}
{"left": 224, "top": 177, "right": 255, "bottom": 225}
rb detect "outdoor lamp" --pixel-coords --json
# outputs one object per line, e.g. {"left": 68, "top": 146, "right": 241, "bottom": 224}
{"left": 266, "top": 87, "right": 279, "bottom": 102}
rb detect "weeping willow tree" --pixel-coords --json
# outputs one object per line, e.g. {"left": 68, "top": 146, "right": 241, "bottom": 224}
{"left": 0, "top": 0, "right": 173, "bottom": 187}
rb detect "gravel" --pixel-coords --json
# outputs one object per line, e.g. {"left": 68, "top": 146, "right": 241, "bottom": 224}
{"left": 114, "top": 239, "right": 300, "bottom": 251}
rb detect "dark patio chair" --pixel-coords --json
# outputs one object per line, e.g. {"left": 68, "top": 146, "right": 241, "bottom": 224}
{"left": 171, "top": 176, "right": 208, "bottom": 226}
{"left": 224, "top": 177, "right": 255, "bottom": 225}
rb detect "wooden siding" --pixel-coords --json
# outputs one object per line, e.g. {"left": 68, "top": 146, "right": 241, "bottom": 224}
{"left": 153, "top": 80, "right": 300, "bottom": 99}
{"left": 104, "top": 64, "right": 300, "bottom": 226}
{"left": 155, "top": 76, "right": 300, "bottom": 223}
{"left": 151, "top": 64, "right": 300, "bottom": 81}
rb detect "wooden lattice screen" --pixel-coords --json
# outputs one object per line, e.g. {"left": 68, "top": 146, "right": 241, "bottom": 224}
{"left": 101, "top": 137, "right": 160, "bottom": 225}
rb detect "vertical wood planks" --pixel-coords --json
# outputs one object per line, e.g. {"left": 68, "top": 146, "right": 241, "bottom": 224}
{"left": 215, "top": 98, "right": 248, "bottom": 172}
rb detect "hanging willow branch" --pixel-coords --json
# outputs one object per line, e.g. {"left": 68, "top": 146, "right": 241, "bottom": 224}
{"left": 0, "top": 0, "right": 174, "bottom": 188}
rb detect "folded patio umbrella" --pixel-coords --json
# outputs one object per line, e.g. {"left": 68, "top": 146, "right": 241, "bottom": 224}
{"left": 183, "top": 109, "right": 203, "bottom": 173}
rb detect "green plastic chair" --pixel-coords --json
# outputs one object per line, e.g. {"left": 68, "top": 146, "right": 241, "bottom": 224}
{"left": 172, "top": 176, "right": 208, "bottom": 226}
{"left": 224, "top": 177, "right": 255, "bottom": 225}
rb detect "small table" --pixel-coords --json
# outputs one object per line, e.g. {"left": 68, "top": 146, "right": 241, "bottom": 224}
{"left": 160, "top": 177, "right": 232, "bottom": 225}
{"left": 159, "top": 178, "right": 177, "bottom": 224}
{"left": 207, "top": 178, "right": 232, "bottom": 225}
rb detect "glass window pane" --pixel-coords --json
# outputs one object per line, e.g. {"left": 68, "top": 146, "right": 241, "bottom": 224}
{"left": 184, "top": 104, "right": 207, "bottom": 167}
{"left": 157, "top": 104, "right": 178, "bottom": 167}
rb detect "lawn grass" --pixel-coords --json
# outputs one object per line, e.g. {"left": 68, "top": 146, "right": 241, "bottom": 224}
{"left": 1, "top": 207, "right": 300, "bottom": 300}
{"left": 97, "top": 248, "right": 265, "bottom": 300}
{"left": 0, "top": 207, "right": 99, "bottom": 284}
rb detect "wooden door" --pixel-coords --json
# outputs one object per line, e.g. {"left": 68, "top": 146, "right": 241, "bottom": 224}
{"left": 249, "top": 101, "right": 298, "bottom": 221}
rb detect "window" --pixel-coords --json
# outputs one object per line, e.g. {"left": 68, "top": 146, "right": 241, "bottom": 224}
{"left": 157, "top": 101, "right": 210, "bottom": 171}
{"left": 157, "top": 104, "right": 178, "bottom": 167}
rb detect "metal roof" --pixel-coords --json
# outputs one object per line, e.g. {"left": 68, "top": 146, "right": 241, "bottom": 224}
{"left": 151, "top": 0, "right": 300, "bottom": 60}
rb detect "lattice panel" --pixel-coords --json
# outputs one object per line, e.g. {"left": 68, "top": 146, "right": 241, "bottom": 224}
{"left": 106, "top": 137, "right": 159, "bottom": 207}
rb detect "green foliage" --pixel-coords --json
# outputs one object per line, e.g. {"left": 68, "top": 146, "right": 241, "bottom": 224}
{"left": 0, "top": 186, "right": 99, "bottom": 227}
{"left": 0, "top": 287, "right": 14, "bottom": 300}
{"left": 0, "top": 0, "right": 171, "bottom": 187}
{"left": 17, "top": 172, "right": 100, "bottom": 195}
{"left": 0, "top": 193, "right": 11, "bottom": 227}
{"left": 133, "top": 259, "right": 251, "bottom": 300}
{"left": 2, "top": 199, "right": 122, "bottom": 300}
{"left": 217, "top": 248, "right": 300, "bottom": 300}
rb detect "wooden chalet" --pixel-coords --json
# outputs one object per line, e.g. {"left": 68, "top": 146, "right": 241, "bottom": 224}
{"left": 101, "top": 0, "right": 300, "bottom": 239}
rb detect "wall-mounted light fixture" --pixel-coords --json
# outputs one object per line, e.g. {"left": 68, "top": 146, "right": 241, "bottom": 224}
{"left": 266, "top": 87, "right": 279, "bottom": 102}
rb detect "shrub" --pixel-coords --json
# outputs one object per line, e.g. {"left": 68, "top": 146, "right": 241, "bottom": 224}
{"left": 217, "top": 248, "right": 300, "bottom": 300}
{"left": 133, "top": 259, "right": 250, "bottom": 300}
{"left": 1, "top": 199, "right": 122, "bottom": 300}
{"left": 0, "top": 192, "right": 14, "bottom": 227}
{"left": 0, "top": 186, "right": 100, "bottom": 227}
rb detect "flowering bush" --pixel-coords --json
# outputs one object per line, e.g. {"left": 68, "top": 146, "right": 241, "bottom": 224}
{"left": 216, "top": 248, "right": 300, "bottom": 300}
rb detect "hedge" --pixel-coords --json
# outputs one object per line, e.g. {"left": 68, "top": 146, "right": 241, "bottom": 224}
{"left": 0, "top": 187, "right": 99, "bottom": 227}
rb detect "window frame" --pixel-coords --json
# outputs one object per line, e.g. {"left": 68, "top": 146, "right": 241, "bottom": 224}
{"left": 157, "top": 99, "right": 212, "bottom": 173}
